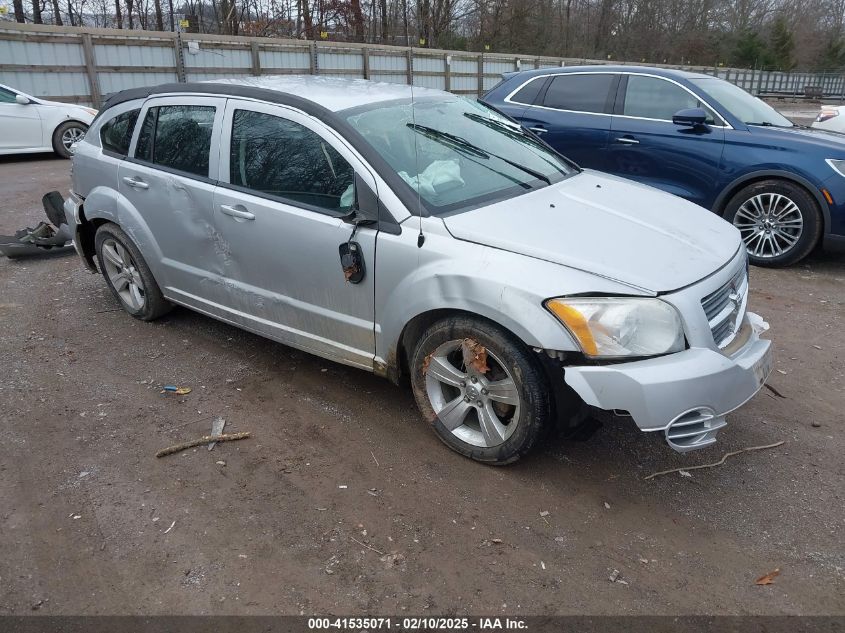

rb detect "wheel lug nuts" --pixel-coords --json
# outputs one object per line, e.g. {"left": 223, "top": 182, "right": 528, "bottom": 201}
{"left": 460, "top": 381, "right": 466, "bottom": 387}
{"left": 471, "top": 376, "right": 477, "bottom": 383}
{"left": 476, "top": 400, "right": 483, "bottom": 407}
{"left": 481, "top": 388, "right": 488, "bottom": 395}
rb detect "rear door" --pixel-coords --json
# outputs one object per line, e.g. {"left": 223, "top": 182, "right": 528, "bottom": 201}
{"left": 0, "top": 86, "right": 42, "bottom": 150}
{"left": 120, "top": 96, "right": 226, "bottom": 294}
{"left": 518, "top": 72, "right": 618, "bottom": 169}
{"left": 607, "top": 74, "right": 726, "bottom": 208}
{"left": 209, "top": 99, "right": 378, "bottom": 368}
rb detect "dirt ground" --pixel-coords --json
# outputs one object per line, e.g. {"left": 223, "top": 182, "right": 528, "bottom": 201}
{"left": 0, "top": 155, "right": 843, "bottom": 616}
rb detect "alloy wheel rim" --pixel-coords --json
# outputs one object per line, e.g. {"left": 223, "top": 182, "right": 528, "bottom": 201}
{"left": 101, "top": 238, "right": 145, "bottom": 311}
{"left": 733, "top": 192, "right": 803, "bottom": 259}
{"left": 61, "top": 126, "right": 85, "bottom": 149}
{"left": 424, "top": 339, "right": 520, "bottom": 448}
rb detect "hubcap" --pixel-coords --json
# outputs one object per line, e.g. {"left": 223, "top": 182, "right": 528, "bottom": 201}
{"left": 62, "top": 126, "right": 85, "bottom": 150}
{"left": 101, "top": 238, "right": 145, "bottom": 311}
{"left": 424, "top": 340, "right": 520, "bottom": 448}
{"left": 733, "top": 192, "right": 803, "bottom": 259}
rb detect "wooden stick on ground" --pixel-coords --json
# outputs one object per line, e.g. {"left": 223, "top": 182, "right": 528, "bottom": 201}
{"left": 156, "top": 432, "right": 251, "bottom": 458}
{"left": 644, "top": 440, "right": 784, "bottom": 480}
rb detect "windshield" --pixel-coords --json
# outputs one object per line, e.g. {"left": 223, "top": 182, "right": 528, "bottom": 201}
{"left": 690, "top": 78, "right": 793, "bottom": 127}
{"left": 344, "top": 95, "right": 575, "bottom": 215}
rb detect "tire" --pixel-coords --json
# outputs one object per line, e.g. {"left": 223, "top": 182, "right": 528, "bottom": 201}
{"left": 409, "top": 315, "right": 551, "bottom": 465}
{"left": 723, "top": 179, "right": 822, "bottom": 267}
{"left": 94, "top": 223, "right": 172, "bottom": 321}
{"left": 52, "top": 121, "right": 88, "bottom": 159}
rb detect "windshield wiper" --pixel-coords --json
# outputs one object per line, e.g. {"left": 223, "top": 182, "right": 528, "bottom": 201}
{"left": 406, "top": 123, "right": 551, "bottom": 185}
{"left": 745, "top": 121, "right": 793, "bottom": 128}
{"left": 463, "top": 112, "right": 571, "bottom": 175}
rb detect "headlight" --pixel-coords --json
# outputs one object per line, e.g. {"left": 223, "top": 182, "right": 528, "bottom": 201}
{"left": 817, "top": 109, "right": 839, "bottom": 123}
{"left": 82, "top": 107, "right": 98, "bottom": 116}
{"left": 827, "top": 159, "right": 845, "bottom": 178}
{"left": 545, "top": 297, "right": 685, "bottom": 358}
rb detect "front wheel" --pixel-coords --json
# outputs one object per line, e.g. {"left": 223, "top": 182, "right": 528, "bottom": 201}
{"left": 52, "top": 121, "right": 88, "bottom": 159}
{"left": 723, "top": 179, "right": 822, "bottom": 267}
{"left": 409, "top": 316, "right": 551, "bottom": 465}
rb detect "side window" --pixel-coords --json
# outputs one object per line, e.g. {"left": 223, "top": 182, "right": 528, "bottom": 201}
{"left": 542, "top": 74, "right": 615, "bottom": 113}
{"left": 509, "top": 77, "right": 546, "bottom": 105}
{"left": 623, "top": 75, "right": 719, "bottom": 123}
{"left": 134, "top": 104, "right": 215, "bottom": 177}
{"left": 100, "top": 108, "right": 140, "bottom": 155}
{"left": 0, "top": 87, "right": 18, "bottom": 104}
{"left": 229, "top": 109, "right": 355, "bottom": 213}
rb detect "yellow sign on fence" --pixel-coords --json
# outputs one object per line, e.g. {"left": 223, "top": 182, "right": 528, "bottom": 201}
{"left": 0, "top": 6, "right": 8, "bottom": 14}
{"left": 320, "top": 31, "right": 328, "bottom": 39}
{"left": 178, "top": 19, "right": 189, "bottom": 28}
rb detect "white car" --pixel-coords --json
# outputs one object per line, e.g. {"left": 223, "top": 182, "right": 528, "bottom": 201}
{"left": 0, "top": 83, "right": 97, "bottom": 158}
{"left": 811, "top": 105, "right": 845, "bottom": 133}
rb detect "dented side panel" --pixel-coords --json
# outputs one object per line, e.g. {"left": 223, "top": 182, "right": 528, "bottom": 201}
{"left": 372, "top": 217, "right": 651, "bottom": 370}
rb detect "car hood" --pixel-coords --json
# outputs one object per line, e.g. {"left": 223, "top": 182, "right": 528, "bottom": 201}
{"left": 751, "top": 123, "right": 845, "bottom": 151}
{"left": 442, "top": 170, "right": 741, "bottom": 293}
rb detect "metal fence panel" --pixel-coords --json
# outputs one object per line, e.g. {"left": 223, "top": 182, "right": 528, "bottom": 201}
{"left": 0, "top": 69, "right": 89, "bottom": 101}
{"left": 93, "top": 42, "right": 174, "bottom": 67}
{"left": 260, "top": 48, "right": 310, "bottom": 72}
{"left": 100, "top": 71, "right": 178, "bottom": 94}
{"left": 2, "top": 38, "right": 84, "bottom": 65}
{"left": 3, "top": 23, "right": 845, "bottom": 108}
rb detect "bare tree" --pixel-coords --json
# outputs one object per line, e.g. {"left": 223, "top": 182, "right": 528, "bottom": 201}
{"left": 13, "top": 0, "right": 25, "bottom": 22}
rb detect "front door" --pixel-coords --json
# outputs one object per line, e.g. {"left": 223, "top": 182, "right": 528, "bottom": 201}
{"left": 120, "top": 96, "right": 226, "bottom": 294}
{"left": 0, "top": 87, "right": 42, "bottom": 150}
{"left": 607, "top": 74, "right": 725, "bottom": 209}
{"left": 209, "top": 100, "right": 377, "bottom": 368}
{"left": 518, "top": 72, "right": 619, "bottom": 169}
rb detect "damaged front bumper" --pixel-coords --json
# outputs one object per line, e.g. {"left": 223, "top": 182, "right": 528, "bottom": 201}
{"left": 563, "top": 312, "right": 772, "bottom": 452}
{"left": 0, "top": 191, "right": 74, "bottom": 258}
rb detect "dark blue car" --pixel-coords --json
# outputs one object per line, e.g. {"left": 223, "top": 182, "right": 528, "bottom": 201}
{"left": 483, "top": 65, "right": 845, "bottom": 266}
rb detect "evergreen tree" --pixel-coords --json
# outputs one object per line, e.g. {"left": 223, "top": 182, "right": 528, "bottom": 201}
{"left": 769, "top": 16, "right": 795, "bottom": 70}
{"left": 732, "top": 29, "right": 769, "bottom": 68}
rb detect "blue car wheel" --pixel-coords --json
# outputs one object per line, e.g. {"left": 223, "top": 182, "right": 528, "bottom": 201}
{"left": 723, "top": 179, "right": 823, "bottom": 267}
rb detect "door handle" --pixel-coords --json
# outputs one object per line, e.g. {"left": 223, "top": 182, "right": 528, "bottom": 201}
{"left": 614, "top": 136, "right": 640, "bottom": 145}
{"left": 122, "top": 176, "right": 149, "bottom": 189}
{"left": 220, "top": 204, "right": 255, "bottom": 221}
{"left": 528, "top": 126, "right": 547, "bottom": 134}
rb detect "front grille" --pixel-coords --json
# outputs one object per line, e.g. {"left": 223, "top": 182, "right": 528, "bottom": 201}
{"left": 701, "top": 264, "right": 748, "bottom": 349}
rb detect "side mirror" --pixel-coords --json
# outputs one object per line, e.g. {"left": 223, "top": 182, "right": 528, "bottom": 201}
{"left": 15, "top": 94, "right": 31, "bottom": 105}
{"left": 673, "top": 107, "right": 708, "bottom": 127}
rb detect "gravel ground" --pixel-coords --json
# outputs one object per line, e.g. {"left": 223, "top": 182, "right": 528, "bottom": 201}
{"left": 0, "top": 155, "right": 843, "bottom": 616}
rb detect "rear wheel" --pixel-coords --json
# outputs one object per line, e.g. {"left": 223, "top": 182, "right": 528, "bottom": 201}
{"left": 409, "top": 315, "right": 551, "bottom": 465}
{"left": 52, "top": 121, "right": 88, "bottom": 159}
{"left": 94, "top": 223, "right": 172, "bottom": 321}
{"left": 723, "top": 179, "right": 822, "bottom": 267}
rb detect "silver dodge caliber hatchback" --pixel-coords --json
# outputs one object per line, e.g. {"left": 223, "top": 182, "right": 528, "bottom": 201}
{"left": 65, "top": 76, "right": 773, "bottom": 464}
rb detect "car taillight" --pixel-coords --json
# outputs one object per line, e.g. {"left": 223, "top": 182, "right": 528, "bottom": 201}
{"left": 817, "top": 109, "right": 839, "bottom": 123}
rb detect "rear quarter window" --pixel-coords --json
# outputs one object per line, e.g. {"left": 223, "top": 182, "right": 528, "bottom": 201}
{"left": 508, "top": 77, "right": 546, "bottom": 105}
{"left": 99, "top": 108, "right": 140, "bottom": 156}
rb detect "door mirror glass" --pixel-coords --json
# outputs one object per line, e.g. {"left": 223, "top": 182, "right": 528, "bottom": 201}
{"left": 15, "top": 94, "right": 30, "bottom": 105}
{"left": 672, "top": 107, "right": 708, "bottom": 127}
